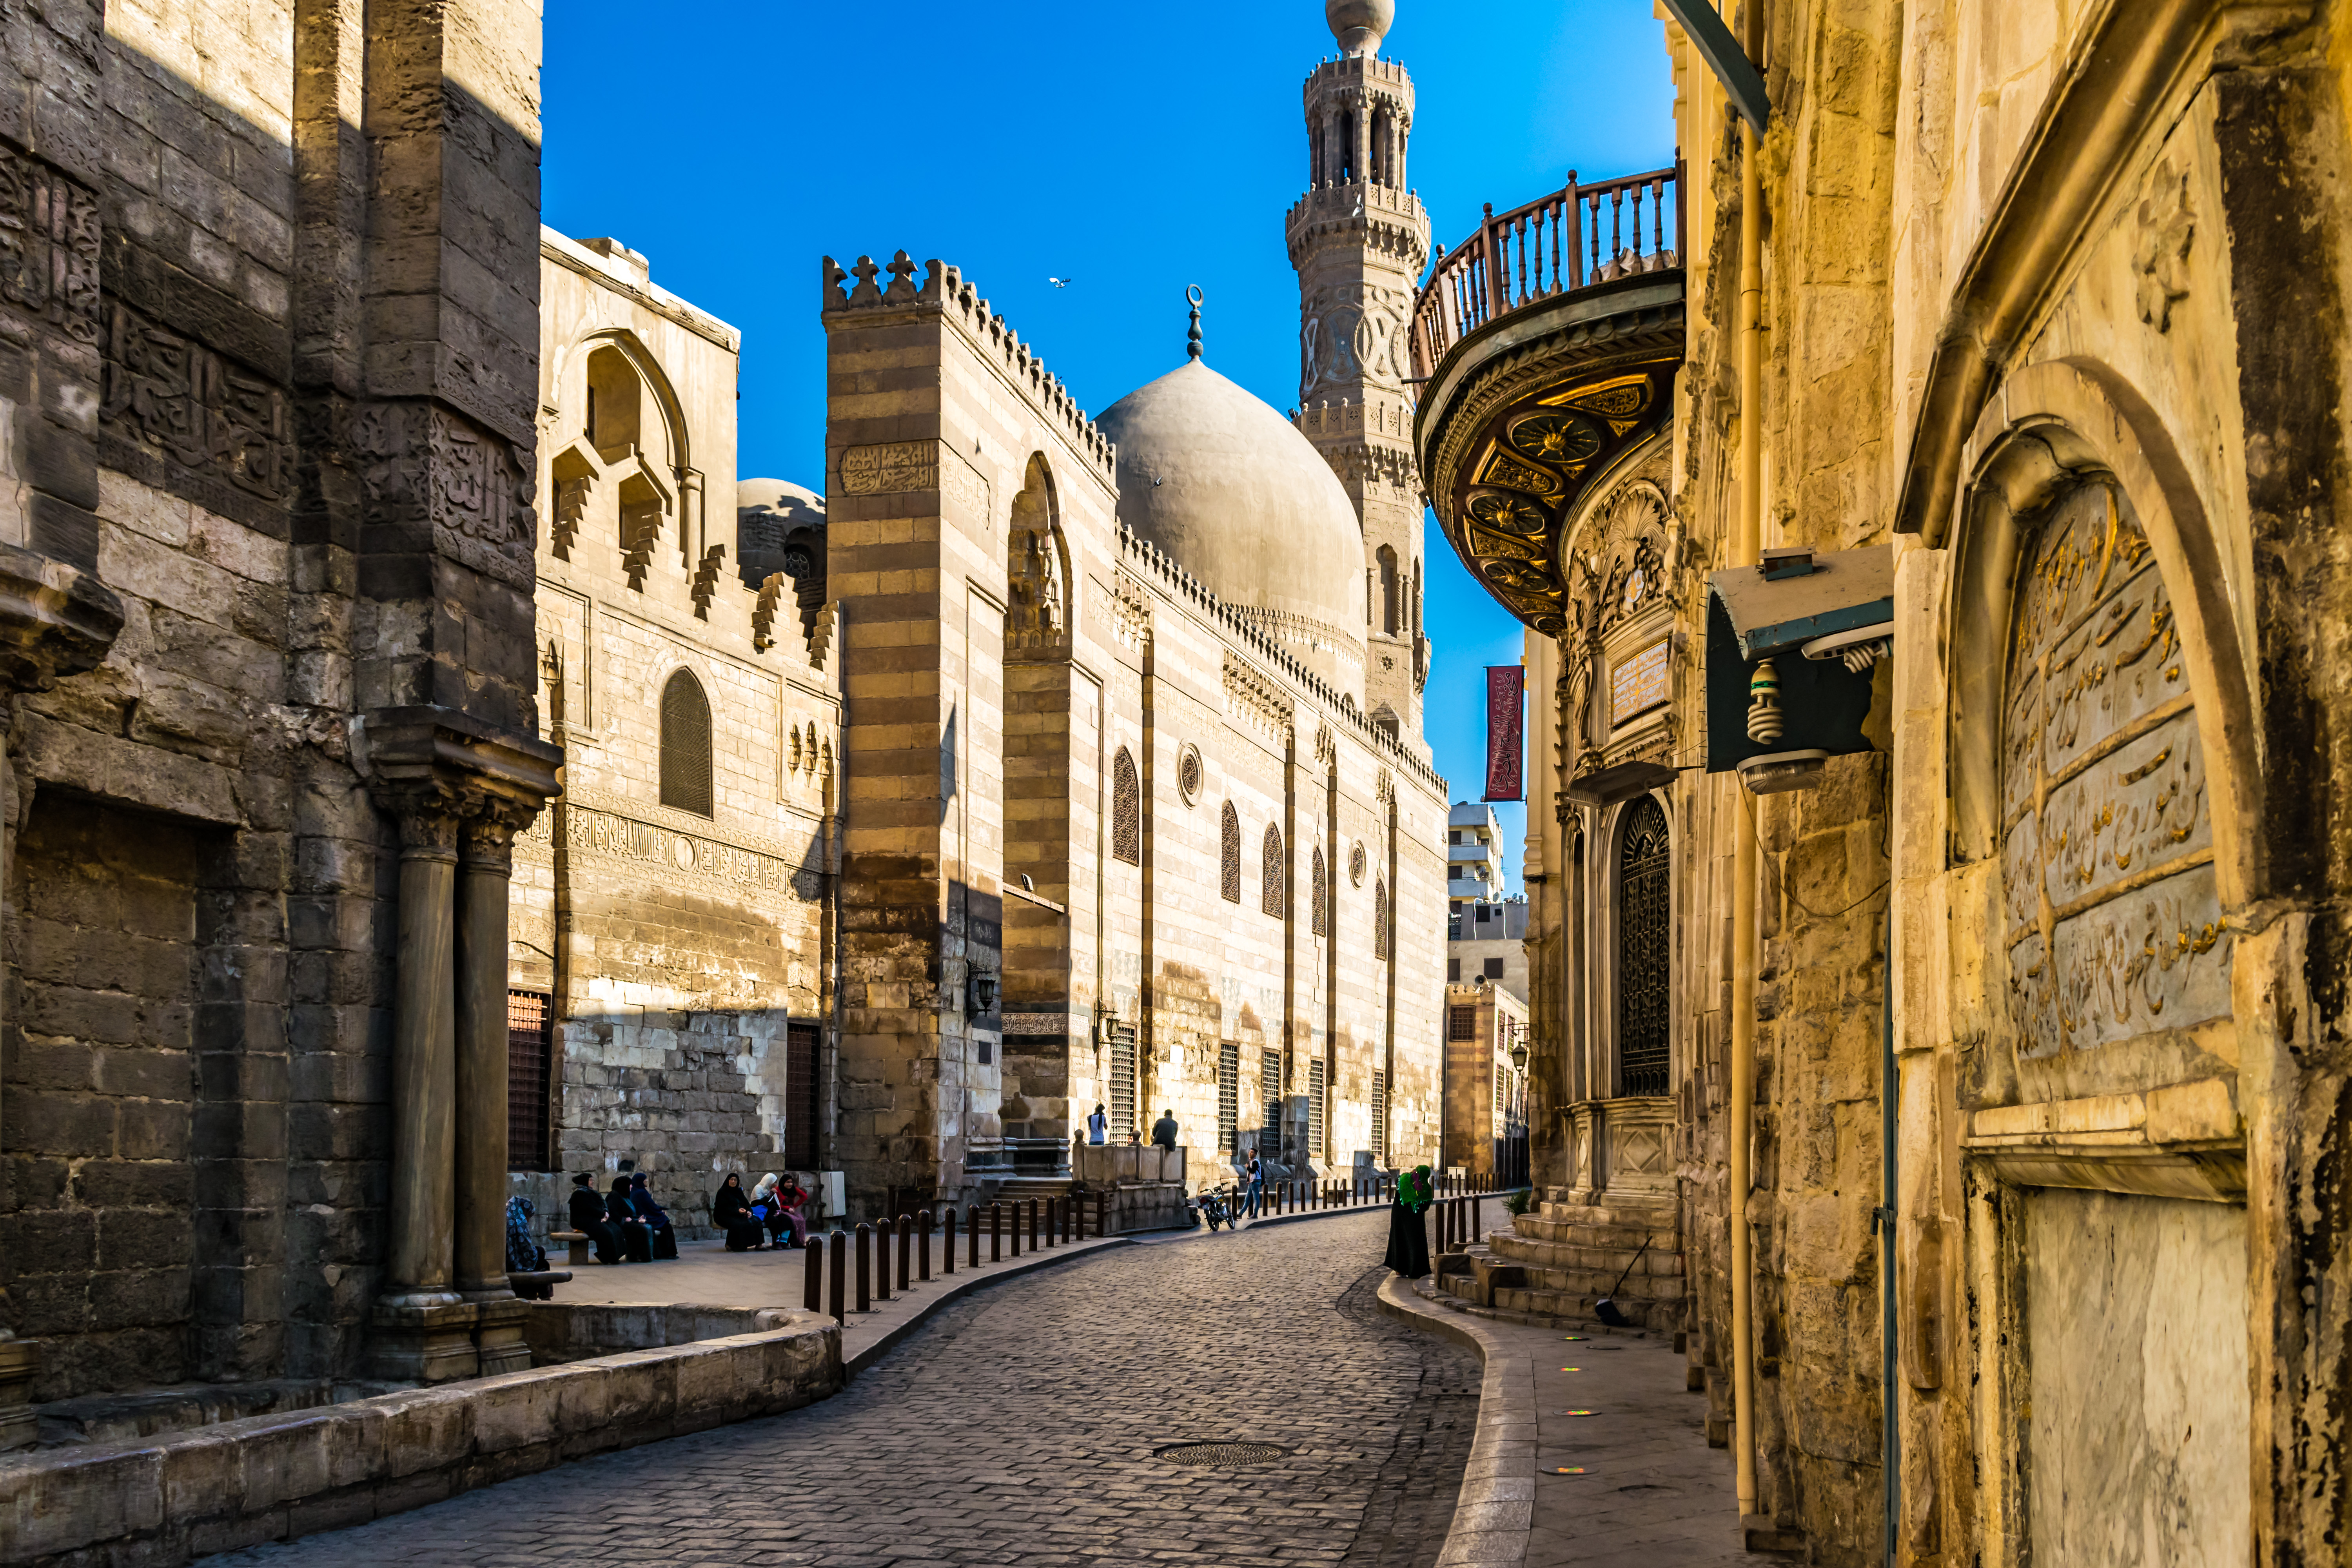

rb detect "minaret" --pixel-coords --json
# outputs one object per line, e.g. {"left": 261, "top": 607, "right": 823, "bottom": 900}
{"left": 1287, "top": 0, "right": 1432, "bottom": 748}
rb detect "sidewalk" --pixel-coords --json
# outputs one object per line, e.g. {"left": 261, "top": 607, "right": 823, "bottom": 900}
{"left": 1379, "top": 1274, "right": 1746, "bottom": 1567}
{"left": 550, "top": 1230, "right": 1132, "bottom": 1372}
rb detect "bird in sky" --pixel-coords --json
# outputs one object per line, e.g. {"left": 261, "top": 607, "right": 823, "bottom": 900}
{"left": 1048, "top": 276, "right": 1074, "bottom": 287}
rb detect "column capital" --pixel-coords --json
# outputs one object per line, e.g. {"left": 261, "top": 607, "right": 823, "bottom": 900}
{"left": 361, "top": 703, "right": 563, "bottom": 840}
{"left": 0, "top": 541, "right": 123, "bottom": 697}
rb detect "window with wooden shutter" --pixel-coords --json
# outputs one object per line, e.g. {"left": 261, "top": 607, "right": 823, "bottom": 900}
{"left": 1220, "top": 802, "right": 1241, "bottom": 902}
{"left": 506, "top": 990, "right": 552, "bottom": 1171}
{"left": 1449, "top": 1005, "right": 1477, "bottom": 1042}
{"left": 784, "top": 1020, "right": 821, "bottom": 1169}
{"left": 659, "top": 668, "right": 714, "bottom": 817}
{"left": 1261, "top": 824, "right": 1285, "bottom": 918}
{"left": 1111, "top": 746, "right": 1140, "bottom": 865}
{"left": 1370, "top": 1069, "right": 1388, "bottom": 1161}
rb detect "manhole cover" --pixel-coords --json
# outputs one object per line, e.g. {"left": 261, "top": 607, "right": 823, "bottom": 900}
{"left": 1155, "top": 1441, "right": 1289, "bottom": 1468}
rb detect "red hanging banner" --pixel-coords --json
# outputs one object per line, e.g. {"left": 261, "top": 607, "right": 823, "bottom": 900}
{"left": 1483, "top": 665, "right": 1524, "bottom": 802}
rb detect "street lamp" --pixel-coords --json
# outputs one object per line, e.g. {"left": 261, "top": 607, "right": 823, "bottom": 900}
{"left": 1509, "top": 1038, "right": 1529, "bottom": 1072}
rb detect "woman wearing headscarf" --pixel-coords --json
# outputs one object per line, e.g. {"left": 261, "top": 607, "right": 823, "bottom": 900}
{"left": 505, "top": 1195, "right": 546, "bottom": 1274}
{"left": 710, "top": 1171, "right": 767, "bottom": 1252}
{"left": 749, "top": 1173, "right": 791, "bottom": 1248}
{"left": 568, "top": 1172, "right": 622, "bottom": 1263}
{"left": 628, "top": 1172, "right": 679, "bottom": 1259}
{"left": 771, "top": 1173, "right": 811, "bottom": 1248}
{"left": 1384, "top": 1164, "right": 1434, "bottom": 1278}
{"left": 607, "top": 1175, "right": 654, "bottom": 1262}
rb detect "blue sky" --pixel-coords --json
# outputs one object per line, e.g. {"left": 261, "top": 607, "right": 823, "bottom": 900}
{"left": 543, "top": 2, "right": 1677, "bottom": 894}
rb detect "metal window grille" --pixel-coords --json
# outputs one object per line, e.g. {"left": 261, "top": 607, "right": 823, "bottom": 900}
{"left": 1374, "top": 880, "right": 1389, "bottom": 960}
{"left": 505, "top": 990, "right": 552, "bottom": 1171}
{"left": 784, "top": 1020, "right": 821, "bottom": 1169}
{"left": 1108, "top": 1021, "right": 1138, "bottom": 1138}
{"left": 1111, "top": 748, "right": 1140, "bottom": 865}
{"left": 1494, "top": 1057, "right": 1505, "bottom": 1135}
{"left": 1260, "top": 1049, "right": 1281, "bottom": 1158}
{"left": 1307, "top": 1058, "right": 1326, "bottom": 1158}
{"left": 1618, "top": 796, "right": 1672, "bottom": 1096}
{"left": 1448, "top": 1005, "right": 1477, "bottom": 1042}
{"left": 1220, "top": 802, "right": 1241, "bottom": 902}
{"left": 1370, "top": 1069, "right": 1388, "bottom": 1161}
{"left": 1217, "top": 1041, "right": 1240, "bottom": 1151}
{"left": 1310, "top": 848, "right": 1328, "bottom": 937}
{"left": 659, "top": 668, "right": 714, "bottom": 817}
{"left": 1261, "top": 825, "right": 1285, "bottom": 918}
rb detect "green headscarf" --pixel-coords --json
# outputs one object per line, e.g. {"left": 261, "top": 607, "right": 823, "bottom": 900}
{"left": 1398, "top": 1165, "right": 1434, "bottom": 1213}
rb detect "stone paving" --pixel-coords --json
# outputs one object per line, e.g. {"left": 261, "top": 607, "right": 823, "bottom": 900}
{"left": 206, "top": 1211, "right": 1480, "bottom": 1568}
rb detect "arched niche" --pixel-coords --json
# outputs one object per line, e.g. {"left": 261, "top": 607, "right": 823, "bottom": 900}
{"left": 1006, "top": 453, "right": 1070, "bottom": 655}
{"left": 1945, "top": 359, "right": 2263, "bottom": 1104}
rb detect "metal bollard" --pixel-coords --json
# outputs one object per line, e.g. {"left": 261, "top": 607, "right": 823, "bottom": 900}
{"left": 942, "top": 1207, "right": 956, "bottom": 1274}
{"left": 873, "top": 1220, "right": 891, "bottom": 1302}
{"left": 1044, "top": 1197, "right": 1056, "bottom": 1247}
{"left": 854, "top": 1223, "right": 871, "bottom": 1313}
{"left": 967, "top": 1204, "right": 981, "bottom": 1269}
{"left": 919, "top": 1210, "right": 934, "bottom": 1281}
{"left": 991, "top": 1202, "right": 1003, "bottom": 1263}
{"left": 1075, "top": 1192, "right": 1086, "bottom": 1240}
{"left": 829, "top": 1229, "right": 847, "bottom": 1323}
{"left": 1008, "top": 1200, "right": 1021, "bottom": 1257}
{"left": 898, "top": 1214, "right": 913, "bottom": 1290}
{"left": 1029, "top": 1197, "right": 1040, "bottom": 1250}
{"left": 804, "top": 1234, "right": 822, "bottom": 1312}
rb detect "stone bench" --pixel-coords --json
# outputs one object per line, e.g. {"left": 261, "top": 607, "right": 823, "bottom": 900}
{"left": 507, "top": 1270, "right": 573, "bottom": 1301}
{"left": 550, "top": 1229, "right": 592, "bottom": 1266}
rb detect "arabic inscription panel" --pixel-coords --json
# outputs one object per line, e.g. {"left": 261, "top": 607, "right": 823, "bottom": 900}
{"left": 2000, "top": 484, "right": 2228, "bottom": 1059}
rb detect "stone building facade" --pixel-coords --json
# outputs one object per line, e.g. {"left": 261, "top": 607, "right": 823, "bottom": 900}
{"left": 816, "top": 10, "right": 1451, "bottom": 1220}
{"left": 0, "top": 0, "right": 561, "bottom": 1425}
{"left": 506, "top": 232, "right": 842, "bottom": 1235}
{"left": 1441, "top": 978, "right": 1528, "bottom": 1183}
{"left": 1418, "top": 0, "right": 2352, "bottom": 1561}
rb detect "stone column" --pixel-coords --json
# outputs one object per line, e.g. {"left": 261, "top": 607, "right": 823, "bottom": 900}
{"left": 370, "top": 795, "right": 478, "bottom": 1381}
{"left": 0, "top": 542, "right": 123, "bottom": 1447}
{"left": 457, "top": 808, "right": 529, "bottom": 1374}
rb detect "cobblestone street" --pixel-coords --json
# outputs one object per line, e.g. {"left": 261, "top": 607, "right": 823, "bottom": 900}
{"left": 207, "top": 1213, "right": 1479, "bottom": 1568}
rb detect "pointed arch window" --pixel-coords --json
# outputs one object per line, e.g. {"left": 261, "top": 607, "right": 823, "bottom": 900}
{"left": 1310, "top": 847, "right": 1329, "bottom": 937}
{"left": 659, "top": 668, "right": 714, "bottom": 817}
{"left": 1617, "top": 797, "right": 1671, "bottom": 1096}
{"left": 1262, "top": 824, "right": 1286, "bottom": 919}
{"left": 1220, "top": 802, "right": 1241, "bottom": 903}
{"left": 1377, "top": 545, "right": 1399, "bottom": 635}
{"left": 1111, "top": 747, "right": 1140, "bottom": 866}
{"left": 1374, "top": 878, "right": 1390, "bottom": 960}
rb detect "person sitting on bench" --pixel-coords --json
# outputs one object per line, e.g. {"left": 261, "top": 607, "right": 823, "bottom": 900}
{"left": 628, "top": 1171, "right": 679, "bottom": 1259}
{"left": 607, "top": 1175, "right": 654, "bottom": 1263}
{"left": 568, "top": 1172, "right": 623, "bottom": 1264}
{"left": 753, "top": 1172, "right": 808, "bottom": 1247}
{"left": 711, "top": 1172, "right": 767, "bottom": 1251}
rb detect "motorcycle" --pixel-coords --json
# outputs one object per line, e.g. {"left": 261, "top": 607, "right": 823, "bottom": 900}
{"left": 1192, "top": 1185, "right": 1240, "bottom": 1231}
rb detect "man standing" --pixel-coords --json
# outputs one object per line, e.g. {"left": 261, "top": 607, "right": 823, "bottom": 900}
{"left": 1151, "top": 1109, "right": 1179, "bottom": 1151}
{"left": 1244, "top": 1151, "right": 1265, "bottom": 1218}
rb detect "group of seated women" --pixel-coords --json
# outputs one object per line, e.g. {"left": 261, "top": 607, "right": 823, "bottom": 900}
{"left": 563, "top": 1169, "right": 810, "bottom": 1261}
{"left": 712, "top": 1172, "right": 811, "bottom": 1252}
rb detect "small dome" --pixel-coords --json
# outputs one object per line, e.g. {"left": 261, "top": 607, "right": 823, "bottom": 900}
{"left": 737, "top": 477, "right": 826, "bottom": 590}
{"left": 1097, "top": 359, "right": 1365, "bottom": 688}
{"left": 1327, "top": 0, "right": 1393, "bottom": 56}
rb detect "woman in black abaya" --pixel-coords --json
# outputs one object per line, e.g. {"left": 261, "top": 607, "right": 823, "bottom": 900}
{"left": 1385, "top": 1164, "right": 1434, "bottom": 1278}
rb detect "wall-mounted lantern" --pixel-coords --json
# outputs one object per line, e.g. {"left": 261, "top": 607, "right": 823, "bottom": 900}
{"left": 967, "top": 968, "right": 1000, "bottom": 1018}
{"left": 1706, "top": 544, "right": 1893, "bottom": 794}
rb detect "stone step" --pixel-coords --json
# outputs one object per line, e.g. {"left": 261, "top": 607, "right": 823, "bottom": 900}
{"left": 1490, "top": 1231, "right": 1686, "bottom": 1278}
{"left": 1516, "top": 1210, "right": 1679, "bottom": 1247}
{"left": 1433, "top": 1265, "right": 1682, "bottom": 1331}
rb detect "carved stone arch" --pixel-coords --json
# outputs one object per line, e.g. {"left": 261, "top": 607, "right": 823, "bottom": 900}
{"left": 1946, "top": 358, "right": 2259, "bottom": 910}
{"left": 552, "top": 327, "right": 691, "bottom": 473}
{"left": 1555, "top": 432, "right": 1675, "bottom": 652}
{"left": 1007, "top": 452, "right": 1070, "bottom": 655}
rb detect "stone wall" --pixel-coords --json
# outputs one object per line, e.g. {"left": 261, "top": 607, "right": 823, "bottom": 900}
{"left": 0, "top": 0, "right": 557, "bottom": 1419}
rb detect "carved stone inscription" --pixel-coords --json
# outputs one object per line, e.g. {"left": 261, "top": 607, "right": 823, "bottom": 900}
{"left": 101, "top": 303, "right": 291, "bottom": 503}
{"left": 354, "top": 401, "right": 533, "bottom": 584}
{"left": 2001, "top": 485, "right": 2225, "bottom": 1054}
{"left": 0, "top": 143, "right": 101, "bottom": 343}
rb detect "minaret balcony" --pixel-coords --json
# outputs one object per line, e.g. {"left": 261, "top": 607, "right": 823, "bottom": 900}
{"left": 1412, "top": 163, "right": 1688, "bottom": 637}
{"left": 1284, "top": 179, "right": 1431, "bottom": 263}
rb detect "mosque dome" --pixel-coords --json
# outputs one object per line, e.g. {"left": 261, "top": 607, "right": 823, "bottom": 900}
{"left": 1096, "top": 358, "right": 1367, "bottom": 690}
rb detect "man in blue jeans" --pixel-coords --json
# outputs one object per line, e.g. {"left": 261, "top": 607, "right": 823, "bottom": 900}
{"left": 1244, "top": 1152, "right": 1265, "bottom": 1218}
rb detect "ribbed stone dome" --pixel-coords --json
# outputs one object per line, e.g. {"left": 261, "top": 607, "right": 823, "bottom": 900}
{"left": 1097, "top": 359, "right": 1366, "bottom": 689}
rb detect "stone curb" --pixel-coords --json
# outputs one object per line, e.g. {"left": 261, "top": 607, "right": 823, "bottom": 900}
{"left": 1378, "top": 1274, "right": 1534, "bottom": 1568}
{"left": 842, "top": 1236, "right": 1136, "bottom": 1376}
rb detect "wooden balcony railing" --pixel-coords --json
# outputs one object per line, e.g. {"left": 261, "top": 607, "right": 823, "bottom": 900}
{"left": 1410, "top": 161, "right": 1685, "bottom": 383}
